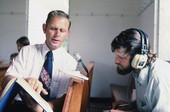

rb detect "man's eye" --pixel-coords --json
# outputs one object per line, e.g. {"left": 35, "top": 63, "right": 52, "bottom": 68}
{"left": 60, "top": 29, "right": 66, "bottom": 33}
{"left": 120, "top": 57, "right": 125, "bottom": 59}
{"left": 50, "top": 27, "right": 57, "bottom": 30}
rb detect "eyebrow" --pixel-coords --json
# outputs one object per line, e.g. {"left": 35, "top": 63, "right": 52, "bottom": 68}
{"left": 118, "top": 53, "right": 130, "bottom": 60}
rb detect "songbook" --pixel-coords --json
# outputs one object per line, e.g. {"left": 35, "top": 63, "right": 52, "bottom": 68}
{"left": 60, "top": 70, "right": 89, "bottom": 80}
{"left": 0, "top": 78, "right": 53, "bottom": 112}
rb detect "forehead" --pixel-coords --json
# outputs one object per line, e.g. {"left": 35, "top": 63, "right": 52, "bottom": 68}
{"left": 114, "top": 48, "right": 130, "bottom": 57}
{"left": 47, "top": 17, "right": 69, "bottom": 30}
{"left": 48, "top": 17, "right": 69, "bottom": 24}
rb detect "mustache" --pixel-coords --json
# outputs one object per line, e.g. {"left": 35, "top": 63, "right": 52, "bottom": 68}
{"left": 116, "top": 63, "right": 123, "bottom": 68}
{"left": 116, "top": 64, "right": 134, "bottom": 75}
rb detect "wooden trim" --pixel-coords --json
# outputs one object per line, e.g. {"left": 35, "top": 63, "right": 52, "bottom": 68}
{"left": 62, "top": 62, "right": 94, "bottom": 112}
{"left": 0, "top": 64, "right": 9, "bottom": 95}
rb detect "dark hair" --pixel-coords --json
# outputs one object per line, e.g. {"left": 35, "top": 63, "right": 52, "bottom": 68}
{"left": 10, "top": 53, "right": 18, "bottom": 59}
{"left": 111, "top": 28, "right": 157, "bottom": 64}
{"left": 46, "top": 10, "right": 71, "bottom": 30}
{"left": 111, "top": 28, "right": 148, "bottom": 56}
{"left": 16, "top": 36, "right": 30, "bottom": 46}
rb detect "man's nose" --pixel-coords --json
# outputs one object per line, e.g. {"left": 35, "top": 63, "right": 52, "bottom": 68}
{"left": 55, "top": 30, "right": 60, "bottom": 36}
{"left": 114, "top": 56, "right": 120, "bottom": 64}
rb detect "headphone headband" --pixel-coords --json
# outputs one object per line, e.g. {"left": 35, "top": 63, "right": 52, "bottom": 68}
{"left": 135, "top": 29, "right": 149, "bottom": 55}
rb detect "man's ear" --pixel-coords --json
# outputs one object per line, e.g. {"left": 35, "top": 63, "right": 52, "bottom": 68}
{"left": 42, "top": 24, "right": 46, "bottom": 33}
{"left": 67, "top": 30, "right": 70, "bottom": 35}
{"left": 65, "top": 30, "right": 70, "bottom": 39}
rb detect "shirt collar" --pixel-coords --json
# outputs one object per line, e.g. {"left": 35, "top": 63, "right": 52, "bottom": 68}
{"left": 42, "top": 43, "right": 66, "bottom": 61}
{"left": 42, "top": 43, "right": 50, "bottom": 58}
{"left": 132, "top": 66, "right": 150, "bottom": 86}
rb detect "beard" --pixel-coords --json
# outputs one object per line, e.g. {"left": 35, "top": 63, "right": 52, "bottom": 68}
{"left": 117, "top": 65, "right": 133, "bottom": 75}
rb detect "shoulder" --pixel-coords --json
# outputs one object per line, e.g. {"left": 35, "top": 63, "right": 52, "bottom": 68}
{"left": 149, "top": 58, "right": 170, "bottom": 83}
{"left": 150, "top": 58, "right": 170, "bottom": 72}
{"left": 61, "top": 48, "right": 77, "bottom": 62}
{"left": 22, "top": 44, "right": 44, "bottom": 50}
{"left": 20, "top": 44, "right": 44, "bottom": 53}
{"left": 17, "top": 44, "right": 44, "bottom": 60}
{"left": 53, "top": 47, "right": 77, "bottom": 69}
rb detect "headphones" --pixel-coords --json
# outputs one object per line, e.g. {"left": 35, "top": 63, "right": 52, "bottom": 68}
{"left": 131, "top": 29, "right": 150, "bottom": 69}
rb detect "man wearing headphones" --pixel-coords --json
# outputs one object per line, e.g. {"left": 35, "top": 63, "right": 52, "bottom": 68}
{"left": 110, "top": 28, "right": 170, "bottom": 112}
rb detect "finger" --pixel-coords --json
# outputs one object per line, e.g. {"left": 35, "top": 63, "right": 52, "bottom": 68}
{"left": 25, "top": 78, "right": 48, "bottom": 95}
{"left": 109, "top": 109, "right": 116, "bottom": 112}
{"left": 33, "top": 80, "right": 41, "bottom": 90}
{"left": 30, "top": 81, "right": 36, "bottom": 89}
{"left": 25, "top": 78, "right": 36, "bottom": 89}
{"left": 34, "top": 79, "right": 44, "bottom": 91}
{"left": 112, "top": 101, "right": 120, "bottom": 109}
{"left": 41, "top": 88, "right": 48, "bottom": 95}
{"left": 35, "top": 82, "right": 48, "bottom": 95}
{"left": 35, "top": 82, "right": 43, "bottom": 94}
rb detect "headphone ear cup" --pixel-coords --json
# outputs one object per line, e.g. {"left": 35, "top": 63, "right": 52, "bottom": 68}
{"left": 131, "top": 54, "right": 148, "bottom": 69}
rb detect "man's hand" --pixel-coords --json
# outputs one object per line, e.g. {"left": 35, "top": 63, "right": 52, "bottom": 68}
{"left": 21, "top": 78, "right": 49, "bottom": 112}
{"left": 112, "top": 100, "right": 131, "bottom": 111}
{"left": 25, "top": 77, "right": 48, "bottom": 95}
{"left": 109, "top": 109, "right": 125, "bottom": 112}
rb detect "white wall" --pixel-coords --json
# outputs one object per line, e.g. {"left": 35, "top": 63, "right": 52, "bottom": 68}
{"left": 0, "top": 0, "right": 27, "bottom": 64}
{"left": 69, "top": 0, "right": 141, "bottom": 97}
{"left": 158, "top": 0, "right": 170, "bottom": 60}
{"left": 69, "top": 16, "right": 139, "bottom": 97}
{"left": 139, "top": 2, "right": 155, "bottom": 53}
{"left": 69, "top": 0, "right": 155, "bottom": 97}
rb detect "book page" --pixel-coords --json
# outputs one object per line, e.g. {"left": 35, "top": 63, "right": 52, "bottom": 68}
{"left": 60, "top": 70, "right": 89, "bottom": 80}
{"left": 16, "top": 78, "right": 53, "bottom": 112}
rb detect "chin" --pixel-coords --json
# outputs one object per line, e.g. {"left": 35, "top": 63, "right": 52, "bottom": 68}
{"left": 49, "top": 43, "right": 60, "bottom": 50}
{"left": 117, "top": 67, "right": 133, "bottom": 75}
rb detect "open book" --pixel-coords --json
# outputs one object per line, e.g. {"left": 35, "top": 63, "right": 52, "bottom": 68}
{"left": 0, "top": 78, "right": 53, "bottom": 112}
{"left": 60, "top": 70, "right": 89, "bottom": 80}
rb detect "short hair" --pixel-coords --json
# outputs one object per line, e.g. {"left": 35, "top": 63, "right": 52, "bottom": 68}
{"left": 111, "top": 28, "right": 149, "bottom": 56}
{"left": 16, "top": 36, "right": 30, "bottom": 46}
{"left": 45, "top": 10, "right": 71, "bottom": 30}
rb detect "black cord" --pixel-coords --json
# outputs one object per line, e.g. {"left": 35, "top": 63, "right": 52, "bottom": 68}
{"left": 78, "top": 59, "right": 88, "bottom": 74}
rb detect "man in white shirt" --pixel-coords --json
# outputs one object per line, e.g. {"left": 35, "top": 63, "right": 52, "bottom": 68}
{"left": 110, "top": 28, "right": 170, "bottom": 112}
{"left": 2, "top": 10, "right": 77, "bottom": 112}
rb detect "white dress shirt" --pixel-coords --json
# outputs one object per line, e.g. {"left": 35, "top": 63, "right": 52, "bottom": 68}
{"left": 5, "top": 43, "right": 77, "bottom": 98}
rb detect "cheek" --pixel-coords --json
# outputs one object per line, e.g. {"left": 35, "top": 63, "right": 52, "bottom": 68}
{"left": 61, "top": 36, "right": 67, "bottom": 42}
{"left": 121, "top": 61, "right": 131, "bottom": 68}
{"left": 46, "top": 32, "right": 54, "bottom": 41}
{"left": 46, "top": 29, "right": 54, "bottom": 35}
{"left": 61, "top": 33, "right": 68, "bottom": 40}
{"left": 48, "top": 31, "right": 54, "bottom": 36}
